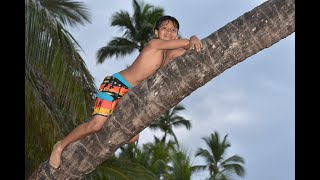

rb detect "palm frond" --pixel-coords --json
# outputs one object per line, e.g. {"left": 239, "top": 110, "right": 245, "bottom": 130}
{"left": 40, "top": 0, "right": 91, "bottom": 27}
{"left": 197, "top": 131, "right": 246, "bottom": 179}
{"left": 84, "top": 158, "right": 158, "bottom": 180}
{"left": 25, "top": 0, "right": 95, "bottom": 177}
{"left": 171, "top": 119, "right": 192, "bottom": 129}
{"left": 96, "top": 37, "right": 137, "bottom": 64}
{"left": 111, "top": 11, "right": 136, "bottom": 36}
{"left": 97, "top": 0, "right": 164, "bottom": 62}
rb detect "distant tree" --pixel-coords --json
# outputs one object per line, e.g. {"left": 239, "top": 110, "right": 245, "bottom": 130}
{"left": 118, "top": 141, "right": 141, "bottom": 162}
{"left": 164, "top": 148, "right": 204, "bottom": 180}
{"left": 141, "top": 137, "right": 177, "bottom": 178}
{"left": 195, "top": 131, "right": 245, "bottom": 180}
{"left": 96, "top": 0, "right": 164, "bottom": 63}
{"left": 83, "top": 156, "right": 158, "bottom": 180}
{"left": 149, "top": 104, "right": 191, "bottom": 146}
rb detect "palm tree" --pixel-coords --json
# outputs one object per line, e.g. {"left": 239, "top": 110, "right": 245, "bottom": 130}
{"left": 29, "top": 0, "right": 295, "bottom": 178}
{"left": 195, "top": 131, "right": 245, "bottom": 180}
{"left": 96, "top": 0, "right": 164, "bottom": 64}
{"left": 164, "top": 147, "right": 204, "bottom": 180}
{"left": 141, "top": 137, "right": 177, "bottom": 178}
{"left": 83, "top": 156, "right": 158, "bottom": 180}
{"left": 118, "top": 142, "right": 141, "bottom": 162}
{"left": 149, "top": 104, "right": 192, "bottom": 146}
{"left": 25, "top": 0, "right": 96, "bottom": 177}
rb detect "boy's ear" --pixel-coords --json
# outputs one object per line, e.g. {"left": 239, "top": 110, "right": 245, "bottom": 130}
{"left": 154, "top": 30, "right": 158, "bottom": 38}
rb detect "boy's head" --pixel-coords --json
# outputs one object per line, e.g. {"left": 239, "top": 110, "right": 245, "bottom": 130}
{"left": 154, "top": 15, "right": 180, "bottom": 40}
{"left": 154, "top": 15, "right": 180, "bottom": 31}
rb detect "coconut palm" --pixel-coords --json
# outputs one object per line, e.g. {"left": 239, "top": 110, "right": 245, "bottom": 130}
{"left": 83, "top": 156, "right": 158, "bottom": 180}
{"left": 149, "top": 104, "right": 192, "bottom": 147}
{"left": 96, "top": 0, "right": 164, "bottom": 64}
{"left": 164, "top": 147, "right": 204, "bottom": 180}
{"left": 141, "top": 136, "right": 177, "bottom": 178}
{"left": 25, "top": 0, "right": 96, "bottom": 177}
{"left": 118, "top": 141, "right": 141, "bottom": 162}
{"left": 29, "top": 0, "right": 295, "bottom": 178}
{"left": 195, "top": 131, "right": 245, "bottom": 180}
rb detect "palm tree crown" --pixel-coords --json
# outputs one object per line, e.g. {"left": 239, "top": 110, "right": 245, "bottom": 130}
{"left": 96, "top": 0, "right": 164, "bottom": 64}
{"left": 149, "top": 104, "right": 192, "bottom": 147}
{"left": 195, "top": 131, "right": 245, "bottom": 180}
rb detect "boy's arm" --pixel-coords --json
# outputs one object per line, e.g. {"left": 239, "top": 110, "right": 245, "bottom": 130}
{"left": 170, "top": 35, "right": 203, "bottom": 58}
{"left": 147, "top": 38, "right": 191, "bottom": 50}
{"left": 147, "top": 35, "right": 202, "bottom": 51}
{"left": 165, "top": 36, "right": 203, "bottom": 66}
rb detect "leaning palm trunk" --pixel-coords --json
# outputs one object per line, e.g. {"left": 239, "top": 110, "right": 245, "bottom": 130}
{"left": 28, "top": 0, "right": 294, "bottom": 179}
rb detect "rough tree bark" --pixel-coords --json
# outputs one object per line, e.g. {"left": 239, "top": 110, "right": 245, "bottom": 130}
{"left": 28, "top": 0, "right": 295, "bottom": 179}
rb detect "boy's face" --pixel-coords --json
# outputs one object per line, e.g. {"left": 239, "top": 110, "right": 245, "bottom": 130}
{"left": 155, "top": 20, "right": 179, "bottom": 40}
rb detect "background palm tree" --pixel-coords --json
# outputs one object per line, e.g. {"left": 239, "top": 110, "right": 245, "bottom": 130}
{"left": 118, "top": 142, "right": 141, "bottom": 162}
{"left": 164, "top": 147, "right": 204, "bottom": 180}
{"left": 149, "top": 104, "right": 192, "bottom": 146}
{"left": 141, "top": 137, "right": 177, "bottom": 178}
{"left": 195, "top": 131, "right": 245, "bottom": 180}
{"left": 83, "top": 156, "right": 158, "bottom": 180}
{"left": 96, "top": 0, "right": 164, "bottom": 64}
{"left": 25, "top": 0, "right": 96, "bottom": 177}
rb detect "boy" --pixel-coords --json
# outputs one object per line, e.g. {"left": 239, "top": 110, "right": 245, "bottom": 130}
{"left": 49, "top": 15, "right": 203, "bottom": 169}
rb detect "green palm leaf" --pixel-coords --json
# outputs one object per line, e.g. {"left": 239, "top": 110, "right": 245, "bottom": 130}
{"left": 149, "top": 104, "right": 192, "bottom": 146}
{"left": 96, "top": 0, "right": 164, "bottom": 63}
{"left": 195, "top": 131, "right": 246, "bottom": 179}
{"left": 25, "top": 0, "right": 95, "bottom": 177}
{"left": 84, "top": 157, "right": 158, "bottom": 180}
{"left": 96, "top": 37, "right": 137, "bottom": 63}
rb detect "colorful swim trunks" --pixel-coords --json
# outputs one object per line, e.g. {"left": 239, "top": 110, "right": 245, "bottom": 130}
{"left": 92, "top": 73, "right": 132, "bottom": 117}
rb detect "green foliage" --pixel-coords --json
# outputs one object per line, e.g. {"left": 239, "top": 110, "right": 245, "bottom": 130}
{"left": 83, "top": 157, "right": 158, "bottom": 180}
{"left": 165, "top": 148, "right": 194, "bottom": 180}
{"left": 25, "top": 0, "right": 96, "bottom": 177}
{"left": 195, "top": 131, "right": 246, "bottom": 180}
{"left": 96, "top": 0, "right": 164, "bottom": 63}
{"left": 149, "top": 104, "right": 192, "bottom": 146}
{"left": 139, "top": 138, "right": 177, "bottom": 178}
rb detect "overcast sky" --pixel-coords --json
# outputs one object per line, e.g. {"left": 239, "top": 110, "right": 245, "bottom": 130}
{"left": 68, "top": 0, "right": 295, "bottom": 179}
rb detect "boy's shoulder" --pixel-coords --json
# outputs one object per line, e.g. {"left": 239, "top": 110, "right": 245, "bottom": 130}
{"left": 145, "top": 39, "right": 162, "bottom": 50}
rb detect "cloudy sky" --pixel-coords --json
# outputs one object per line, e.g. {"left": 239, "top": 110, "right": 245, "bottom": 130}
{"left": 68, "top": 0, "right": 295, "bottom": 179}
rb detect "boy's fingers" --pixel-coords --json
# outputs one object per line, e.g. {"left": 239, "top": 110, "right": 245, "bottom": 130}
{"left": 197, "top": 43, "right": 202, "bottom": 51}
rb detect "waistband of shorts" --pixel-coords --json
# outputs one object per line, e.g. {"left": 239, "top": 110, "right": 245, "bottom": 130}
{"left": 112, "top": 73, "right": 133, "bottom": 89}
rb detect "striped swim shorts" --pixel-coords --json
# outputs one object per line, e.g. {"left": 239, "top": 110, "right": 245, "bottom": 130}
{"left": 92, "top": 73, "right": 132, "bottom": 117}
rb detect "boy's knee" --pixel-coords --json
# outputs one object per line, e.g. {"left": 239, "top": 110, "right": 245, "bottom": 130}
{"left": 128, "top": 134, "right": 140, "bottom": 144}
{"left": 87, "top": 116, "right": 108, "bottom": 133}
{"left": 89, "top": 123, "right": 104, "bottom": 133}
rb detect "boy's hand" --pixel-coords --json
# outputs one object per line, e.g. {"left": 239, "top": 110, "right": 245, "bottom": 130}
{"left": 189, "top": 35, "right": 203, "bottom": 52}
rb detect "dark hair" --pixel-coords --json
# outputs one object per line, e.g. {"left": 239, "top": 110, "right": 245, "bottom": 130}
{"left": 154, "top": 15, "right": 180, "bottom": 31}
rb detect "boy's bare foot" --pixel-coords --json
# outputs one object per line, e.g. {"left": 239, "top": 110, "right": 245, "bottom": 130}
{"left": 49, "top": 141, "right": 62, "bottom": 169}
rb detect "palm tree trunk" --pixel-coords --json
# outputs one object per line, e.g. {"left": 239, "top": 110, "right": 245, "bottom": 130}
{"left": 28, "top": 0, "right": 294, "bottom": 179}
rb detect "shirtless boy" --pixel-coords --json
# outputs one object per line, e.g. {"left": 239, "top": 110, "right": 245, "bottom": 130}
{"left": 49, "top": 15, "right": 203, "bottom": 169}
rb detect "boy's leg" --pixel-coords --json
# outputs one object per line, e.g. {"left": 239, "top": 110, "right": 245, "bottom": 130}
{"left": 49, "top": 115, "right": 108, "bottom": 168}
{"left": 128, "top": 133, "right": 140, "bottom": 144}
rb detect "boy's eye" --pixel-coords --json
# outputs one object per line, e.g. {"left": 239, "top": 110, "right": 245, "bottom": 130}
{"left": 160, "top": 27, "right": 177, "bottom": 33}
